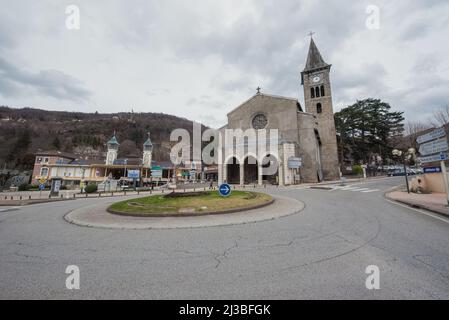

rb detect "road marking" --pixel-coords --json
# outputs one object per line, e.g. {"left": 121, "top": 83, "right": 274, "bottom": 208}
{"left": 340, "top": 187, "right": 359, "bottom": 191}
{"left": 327, "top": 185, "right": 380, "bottom": 194}
{"left": 351, "top": 188, "right": 371, "bottom": 192}
{"left": 385, "top": 199, "right": 449, "bottom": 225}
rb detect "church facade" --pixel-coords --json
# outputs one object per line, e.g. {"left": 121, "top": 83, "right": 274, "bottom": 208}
{"left": 217, "top": 38, "right": 340, "bottom": 185}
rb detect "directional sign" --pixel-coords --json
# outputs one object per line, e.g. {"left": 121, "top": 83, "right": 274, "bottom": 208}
{"left": 219, "top": 183, "right": 231, "bottom": 197}
{"left": 288, "top": 157, "right": 302, "bottom": 169}
{"left": 419, "top": 138, "right": 449, "bottom": 156}
{"left": 39, "top": 184, "right": 46, "bottom": 190}
{"left": 417, "top": 127, "right": 446, "bottom": 144}
{"left": 419, "top": 151, "right": 449, "bottom": 164}
{"left": 423, "top": 166, "right": 442, "bottom": 174}
{"left": 127, "top": 170, "right": 140, "bottom": 179}
{"left": 151, "top": 166, "right": 163, "bottom": 178}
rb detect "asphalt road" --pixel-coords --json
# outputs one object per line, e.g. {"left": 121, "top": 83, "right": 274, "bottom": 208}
{"left": 1, "top": 177, "right": 448, "bottom": 299}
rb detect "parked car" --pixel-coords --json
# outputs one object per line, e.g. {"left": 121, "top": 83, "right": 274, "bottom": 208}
{"left": 387, "top": 168, "right": 416, "bottom": 177}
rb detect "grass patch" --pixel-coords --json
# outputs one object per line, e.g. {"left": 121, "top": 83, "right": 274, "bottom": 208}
{"left": 108, "top": 191, "right": 273, "bottom": 215}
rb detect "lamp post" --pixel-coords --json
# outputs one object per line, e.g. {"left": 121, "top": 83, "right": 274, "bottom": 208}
{"left": 392, "top": 148, "right": 416, "bottom": 194}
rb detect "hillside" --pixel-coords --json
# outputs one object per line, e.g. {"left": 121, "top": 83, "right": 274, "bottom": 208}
{"left": 0, "top": 106, "right": 204, "bottom": 170}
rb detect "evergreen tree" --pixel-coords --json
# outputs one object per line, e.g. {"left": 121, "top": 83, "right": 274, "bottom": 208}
{"left": 335, "top": 98, "right": 404, "bottom": 164}
{"left": 52, "top": 137, "right": 61, "bottom": 150}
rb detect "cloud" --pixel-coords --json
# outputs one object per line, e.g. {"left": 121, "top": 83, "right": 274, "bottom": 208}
{"left": 0, "top": 0, "right": 448, "bottom": 127}
{"left": 0, "top": 56, "right": 91, "bottom": 103}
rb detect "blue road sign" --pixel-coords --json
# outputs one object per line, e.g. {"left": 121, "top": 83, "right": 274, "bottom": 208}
{"left": 423, "top": 167, "right": 442, "bottom": 174}
{"left": 39, "top": 184, "right": 45, "bottom": 190}
{"left": 127, "top": 170, "right": 140, "bottom": 179}
{"left": 219, "top": 183, "right": 231, "bottom": 197}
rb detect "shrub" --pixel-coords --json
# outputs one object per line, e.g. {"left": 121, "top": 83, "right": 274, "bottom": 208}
{"left": 18, "top": 183, "right": 32, "bottom": 191}
{"left": 84, "top": 184, "right": 98, "bottom": 194}
{"left": 352, "top": 165, "right": 364, "bottom": 175}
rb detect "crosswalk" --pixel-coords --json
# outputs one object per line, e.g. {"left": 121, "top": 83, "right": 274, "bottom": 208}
{"left": 327, "top": 185, "right": 380, "bottom": 193}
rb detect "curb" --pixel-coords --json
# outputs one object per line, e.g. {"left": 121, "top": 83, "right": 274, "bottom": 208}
{"left": 384, "top": 191, "right": 449, "bottom": 219}
{"left": 63, "top": 194, "right": 305, "bottom": 230}
{"left": 107, "top": 197, "right": 275, "bottom": 218}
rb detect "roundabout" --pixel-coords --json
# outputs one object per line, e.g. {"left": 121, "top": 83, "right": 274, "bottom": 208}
{"left": 64, "top": 190, "right": 305, "bottom": 230}
{"left": 107, "top": 190, "right": 274, "bottom": 217}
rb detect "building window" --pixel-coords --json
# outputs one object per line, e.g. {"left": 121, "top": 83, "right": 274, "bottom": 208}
{"left": 40, "top": 167, "right": 49, "bottom": 177}
{"left": 315, "top": 87, "right": 320, "bottom": 98}
{"left": 252, "top": 113, "right": 268, "bottom": 129}
{"left": 310, "top": 88, "right": 315, "bottom": 98}
{"left": 317, "top": 103, "right": 323, "bottom": 114}
{"left": 43, "top": 157, "right": 49, "bottom": 163}
{"left": 321, "top": 85, "right": 325, "bottom": 97}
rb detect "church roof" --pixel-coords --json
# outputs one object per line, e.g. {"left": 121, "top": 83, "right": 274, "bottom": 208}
{"left": 303, "top": 38, "right": 330, "bottom": 72}
{"left": 107, "top": 133, "right": 119, "bottom": 145}
{"left": 227, "top": 93, "right": 299, "bottom": 117}
{"left": 143, "top": 133, "right": 153, "bottom": 146}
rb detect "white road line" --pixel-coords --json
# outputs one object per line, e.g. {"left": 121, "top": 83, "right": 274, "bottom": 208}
{"left": 340, "top": 187, "right": 359, "bottom": 191}
{"left": 361, "top": 189, "right": 380, "bottom": 193}
{"left": 385, "top": 198, "right": 449, "bottom": 225}
{"left": 329, "top": 186, "right": 345, "bottom": 191}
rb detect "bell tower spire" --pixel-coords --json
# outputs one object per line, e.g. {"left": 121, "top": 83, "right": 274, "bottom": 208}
{"left": 301, "top": 36, "right": 340, "bottom": 180}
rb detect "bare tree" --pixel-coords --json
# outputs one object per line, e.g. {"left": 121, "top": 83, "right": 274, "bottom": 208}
{"left": 431, "top": 104, "right": 449, "bottom": 127}
{"left": 405, "top": 120, "right": 433, "bottom": 136}
{"left": 393, "top": 120, "right": 434, "bottom": 151}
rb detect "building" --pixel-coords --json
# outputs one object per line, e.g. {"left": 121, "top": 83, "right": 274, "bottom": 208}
{"left": 217, "top": 37, "right": 340, "bottom": 186}
{"left": 31, "top": 132, "right": 209, "bottom": 188}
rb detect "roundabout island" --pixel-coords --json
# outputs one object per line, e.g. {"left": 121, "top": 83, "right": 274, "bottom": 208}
{"left": 107, "top": 190, "right": 274, "bottom": 217}
{"left": 64, "top": 189, "right": 305, "bottom": 230}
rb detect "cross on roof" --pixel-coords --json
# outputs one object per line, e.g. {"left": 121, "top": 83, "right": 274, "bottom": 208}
{"left": 256, "top": 86, "right": 261, "bottom": 94}
{"left": 308, "top": 31, "right": 315, "bottom": 38}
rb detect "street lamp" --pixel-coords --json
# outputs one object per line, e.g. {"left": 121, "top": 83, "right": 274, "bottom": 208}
{"left": 392, "top": 148, "right": 416, "bottom": 194}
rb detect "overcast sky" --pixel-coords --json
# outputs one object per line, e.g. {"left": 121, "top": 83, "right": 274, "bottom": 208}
{"left": 0, "top": 0, "right": 448, "bottom": 128}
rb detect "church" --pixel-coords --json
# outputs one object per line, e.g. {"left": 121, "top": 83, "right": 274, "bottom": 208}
{"left": 217, "top": 37, "right": 340, "bottom": 186}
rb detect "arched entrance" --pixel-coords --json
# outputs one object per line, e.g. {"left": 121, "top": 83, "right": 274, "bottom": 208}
{"left": 244, "top": 156, "right": 258, "bottom": 184}
{"left": 262, "top": 154, "right": 279, "bottom": 185}
{"left": 226, "top": 157, "right": 240, "bottom": 184}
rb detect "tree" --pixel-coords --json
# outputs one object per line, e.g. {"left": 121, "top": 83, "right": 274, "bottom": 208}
{"left": 396, "top": 120, "right": 434, "bottom": 152}
{"left": 52, "top": 137, "right": 61, "bottom": 150}
{"left": 431, "top": 104, "right": 449, "bottom": 127}
{"left": 335, "top": 98, "right": 404, "bottom": 165}
{"left": 7, "top": 130, "right": 31, "bottom": 163}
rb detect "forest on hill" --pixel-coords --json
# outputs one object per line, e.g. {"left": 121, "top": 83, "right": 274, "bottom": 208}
{"left": 0, "top": 106, "right": 205, "bottom": 170}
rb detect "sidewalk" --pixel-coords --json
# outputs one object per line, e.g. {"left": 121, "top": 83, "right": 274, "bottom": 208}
{"left": 386, "top": 191, "right": 449, "bottom": 217}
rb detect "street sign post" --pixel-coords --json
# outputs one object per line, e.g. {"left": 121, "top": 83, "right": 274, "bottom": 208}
{"left": 218, "top": 183, "right": 231, "bottom": 197}
{"left": 419, "top": 138, "right": 449, "bottom": 156}
{"left": 151, "top": 166, "right": 163, "bottom": 179}
{"left": 417, "top": 127, "right": 449, "bottom": 205}
{"left": 418, "top": 151, "right": 449, "bottom": 164}
{"left": 423, "top": 167, "right": 442, "bottom": 174}
{"left": 127, "top": 170, "right": 140, "bottom": 179}
{"left": 416, "top": 127, "right": 446, "bottom": 144}
{"left": 288, "top": 157, "right": 302, "bottom": 169}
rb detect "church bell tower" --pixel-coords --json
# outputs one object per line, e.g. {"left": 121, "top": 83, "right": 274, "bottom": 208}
{"left": 142, "top": 132, "right": 153, "bottom": 167}
{"left": 301, "top": 36, "right": 340, "bottom": 180}
{"left": 106, "top": 132, "right": 119, "bottom": 165}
